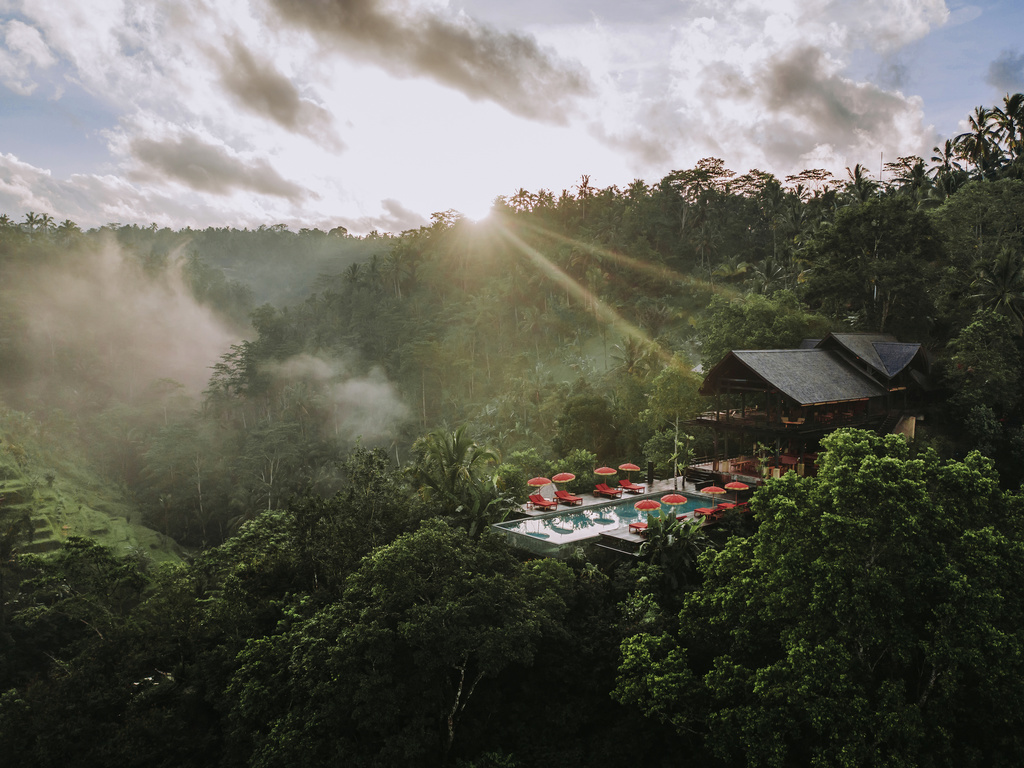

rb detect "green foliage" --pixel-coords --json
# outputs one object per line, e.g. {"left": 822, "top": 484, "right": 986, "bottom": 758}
{"left": 696, "top": 291, "right": 831, "bottom": 371}
{"left": 409, "top": 425, "right": 505, "bottom": 537}
{"left": 227, "top": 520, "right": 572, "bottom": 766}
{"left": 802, "top": 196, "right": 941, "bottom": 335}
{"left": 551, "top": 380, "right": 618, "bottom": 460}
{"left": 944, "top": 309, "right": 1023, "bottom": 417}
{"left": 549, "top": 446, "right": 599, "bottom": 495}
{"left": 618, "top": 429, "right": 1024, "bottom": 766}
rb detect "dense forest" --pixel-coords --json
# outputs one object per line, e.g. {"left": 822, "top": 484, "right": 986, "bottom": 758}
{"left": 2, "top": 95, "right": 1024, "bottom": 766}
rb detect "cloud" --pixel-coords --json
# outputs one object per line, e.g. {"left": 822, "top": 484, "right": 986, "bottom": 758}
{"left": 0, "top": 19, "right": 57, "bottom": 95}
{"left": 987, "top": 49, "right": 1024, "bottom": 93}
{"left": 211, "top": 35, "right": 344, "bottom": 150}
{"left": 342, "top": 198, "right": 428, "bottom": 234}
{"left": 757, "top": 46, "right": 911, "bottom": 146}
{"left": 566, "top": 1, "right": 941, "bottom": 180}
{"left": 128, "top": 132, "right": 311, "bottom": 201}
{"left": 265, "top": 0, "right": 592, "bottom": 121}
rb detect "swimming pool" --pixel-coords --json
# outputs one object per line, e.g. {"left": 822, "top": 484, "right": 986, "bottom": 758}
{"left": 493, "top": 491, "right": 709, "bottom": 553}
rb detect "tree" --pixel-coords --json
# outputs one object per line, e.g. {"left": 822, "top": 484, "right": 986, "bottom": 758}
{"left": 696, "top": 291, "right": 831, "bottom": 372}
{"left": 944, "top": 309, "right": 1023, "bottom": 420}
{"left": 408, "top": 425, "right": 503, "bottom": 536}
{"left": 551, "top": 381, "right": 618, "bottom": 461}
{"left": 993, "top": 93, "right": 1024, "bottom": 161}
{"left": 227, "top": 520, "right": 573, "bottom": 766}
{"left": 616, "top": 430, "right": 1024, "bottom": 766}
{"left": 843, "top": 163, "right": 878, "bottom": 202}
{"left": 955, "top": 105, "right": 1002, "bottom": 178}
{"left": 802, "top": 196, "right": 940, "bottom": 334}
{"left": 642, "top": 356, "right": 702, "bottom": 489}
{"left": 970, "top": 246, "right": 1024, "bottom": 332}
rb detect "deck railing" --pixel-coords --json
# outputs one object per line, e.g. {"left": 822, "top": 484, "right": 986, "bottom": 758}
{"left": 692, "top": 409, "right": 879, "bottom": 431}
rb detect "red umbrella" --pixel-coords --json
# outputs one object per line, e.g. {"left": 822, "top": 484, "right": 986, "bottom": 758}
{"left": 552, "top": 472, "right": 576, "bottom": 483}
{"left": 527, "top": 477, "right": 552, "bottom": 487}
{"left": 634, "top": 498, "right": 661, "bottom": 517}
{"left": 725, "top": 480, "right": 749, "bottom": 502}
{"left": 703, "top": 485, "right": 727, "bottom": 501}
{"left": 618, "top": 462, "right": 641, "bottom": 477}
{"left": 661, "top": 493, "right": 688, "bottom": 506}
{"left": 594, "top": 467, "right": 617, "bottom": 476}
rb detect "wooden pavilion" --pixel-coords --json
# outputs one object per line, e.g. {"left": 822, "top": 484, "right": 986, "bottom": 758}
{"left": 689, "top": 333, "right": 930, "bottom": 478}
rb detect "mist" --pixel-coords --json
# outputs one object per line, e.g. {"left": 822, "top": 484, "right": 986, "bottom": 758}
{"left": 262, "top": 353, "right": 409, "bottom": 445}
{"left": 2, "top": 236, "right": 240, "bottom": 407}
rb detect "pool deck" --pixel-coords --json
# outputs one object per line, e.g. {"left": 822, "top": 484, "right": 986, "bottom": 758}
{"left": 520, "top": 476, "right": 712, "bottom": 517}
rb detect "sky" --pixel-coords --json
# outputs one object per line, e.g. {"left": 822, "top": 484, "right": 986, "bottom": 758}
{"left": 1, "top": 0, "right": 1023, "bottom": 235}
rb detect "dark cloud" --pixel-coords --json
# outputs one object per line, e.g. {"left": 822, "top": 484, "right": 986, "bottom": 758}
{"left": 752, "top": 46, "right": 911, "bottom": 162}
{"left": 987, "top": 49, "right": 1024, "bottom": 93}
{"left": 342, "top": 198, "right": 427, "bottom": 235}
{"left": 129, "top": 132, "right": 310, "bottom": 201}
{"left": 213, "top": 36, "right": 343, "bottom": 150}
{"left": 266, "top": 0, "right": 592, "bottom": 122}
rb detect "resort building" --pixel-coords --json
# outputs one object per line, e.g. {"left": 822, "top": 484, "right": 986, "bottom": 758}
{"left": 688, "top": 332, "right": 931, "bottom": 480}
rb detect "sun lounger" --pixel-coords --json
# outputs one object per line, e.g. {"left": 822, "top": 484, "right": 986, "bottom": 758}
{"left": 593, "top": 483, "right": 623, "bottom": 498}
{"left": 628, "top": 521, "right": 648, "bottom": 534}
{"left": 528, "top": 494, "right": 557, "bottom": 510}
{"left": 554, "top": 489, "right": 583, "bottom": 506}
{"left": 618, "top": 479, "right": 646, "bottom": 494}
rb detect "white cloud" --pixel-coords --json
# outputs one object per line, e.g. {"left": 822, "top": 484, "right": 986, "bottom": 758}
{"left": 0, "top": 19, "right": 56, "bottom": 94}
{"left": 539, "top": 0, "right": 947, "bottom": 180}
{"left": 0, "top": 0, "right": 964, "bottom": 230}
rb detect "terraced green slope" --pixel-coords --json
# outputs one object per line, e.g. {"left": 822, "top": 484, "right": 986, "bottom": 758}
{"left": 1, "top": 408, "right": 182, "bottom": 563}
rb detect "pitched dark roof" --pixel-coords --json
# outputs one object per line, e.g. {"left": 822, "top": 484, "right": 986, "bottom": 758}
{"left": 730, "top": 349, "right": 886, "bottom": 405}
{"left": 817, "top": 333, "right": 923, "bottom": 379}
{"left": 873, "top": 342, "right": 923, "bottom": 376}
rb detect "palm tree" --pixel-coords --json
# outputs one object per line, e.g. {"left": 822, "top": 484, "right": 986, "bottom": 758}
{"left": 408, "top": 425, "right": 502, "bottom": 536}
{"left": 930, "top": 139, "right": 961, "bottom": 178}
{"left": 56, "top": 218, "right": 81, "bottom": 244}
{"left": 955, "top": 106, "right": 1002, "bottom": 178}
{"left": 844, "top": 164, "right": 878, "bottom": 203}
{"left": 971, "top": 246, "right": 1024, "bottom": 333}
{"left": 638, "top": 514, "right": 712, "bottom": 589}
{"left": 993, "top": 93, "right": 1024, "bottom": 161}
{"left": 342, "top": 262, "right": 363, "bottom": 294}
{"left": 747, "top": 256, "right": 790, "bottom": 295}
{"left": 575, "top": 174, "right": 594, "bottom": 220}
{"left": 611, "top": 336, "right": 654, "bottom": 379}
{"left": 22, "top": 211, "right": 39, "bottom": 232}
{"left": 509, "top": 188, "right": 535, "bottom": 213}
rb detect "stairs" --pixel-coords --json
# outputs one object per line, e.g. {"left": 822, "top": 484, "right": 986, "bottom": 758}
{"left": 876, "top": 412, "right": 903, "bottom": 435}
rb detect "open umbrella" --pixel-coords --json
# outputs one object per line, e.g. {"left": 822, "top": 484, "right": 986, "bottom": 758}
{"left": 725, "top": 480, "right": 749, "bottom": 502}
{"left": 618, "top": 462, "right": 641, "bottom": 480}
{"left": 527, "top": 477, "right": 552, "bottom": 487}
{"left": 552, "top": 472, "right": 576, "bottom": 484}
{"left": 703, "top": 485, "right": 727, "bottom": 503}
{"left": 594, "top": 467, "right": 617, "bottom": 476}
{"left": 661, "top": 492, "right": 689, "bottom": 520}
{"left": 634, "top": 498, "right": 661, "bottom": 519}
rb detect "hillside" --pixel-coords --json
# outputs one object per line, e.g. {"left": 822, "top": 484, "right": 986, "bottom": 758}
{"left": 1, "top": 407, "right": 182, "bottom": 563}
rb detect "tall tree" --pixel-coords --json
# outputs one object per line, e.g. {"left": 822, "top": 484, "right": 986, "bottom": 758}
{"left": 617, "top": 430, "right": 1024, "bottom": 767}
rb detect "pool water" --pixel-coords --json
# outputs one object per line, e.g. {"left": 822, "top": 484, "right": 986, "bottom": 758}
{"left": 495, "top": 492, "right": 709, "bottom": 545}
